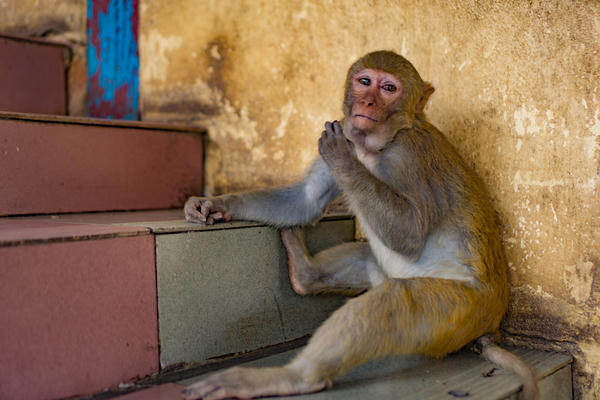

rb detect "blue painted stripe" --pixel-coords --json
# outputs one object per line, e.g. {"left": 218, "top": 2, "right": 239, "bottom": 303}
{"left": 87, "top": 0, "right": 139, "bottom": 120}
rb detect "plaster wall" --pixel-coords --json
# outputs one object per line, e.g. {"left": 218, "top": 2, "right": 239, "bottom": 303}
{"left": 0, "top": 0, "right": 87, "bottom": 116}
{"left": 140, "top": 1, "right": 599, "bottom": 397}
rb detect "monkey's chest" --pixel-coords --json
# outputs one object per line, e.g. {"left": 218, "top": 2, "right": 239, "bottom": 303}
{"left": 359, "top": 217, "right": 476, "bottom": 284}
{"left": 355, "top": 149, "right": 380, "bottom": 173}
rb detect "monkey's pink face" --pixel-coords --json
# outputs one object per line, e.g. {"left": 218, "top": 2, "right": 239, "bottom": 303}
{"left": 350, "top": 68, "right": 403, "bottom": 131}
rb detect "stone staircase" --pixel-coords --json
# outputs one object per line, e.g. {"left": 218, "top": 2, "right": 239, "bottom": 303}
{"left": 0, "top": 34, "right": 573, "bottom": 400}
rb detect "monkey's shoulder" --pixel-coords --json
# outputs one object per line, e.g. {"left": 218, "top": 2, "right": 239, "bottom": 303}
{"left": 381, "top": 124, "right": 457, "bottom": 169}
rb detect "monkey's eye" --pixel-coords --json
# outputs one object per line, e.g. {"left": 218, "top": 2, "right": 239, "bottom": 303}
{"left": 382, "top": 84, "right": 397, "bottom": 93}
{"left": 358, "top": 77, "right": 371, "bottom": 86}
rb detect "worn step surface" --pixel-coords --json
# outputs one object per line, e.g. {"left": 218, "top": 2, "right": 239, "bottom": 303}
{"left": 0, "top": 34, "right": 70, "bottom": 115}
{"left": 0, "top": 113, "right": 205, "bottom": 216}
{"left": 115, "top": 346, "right": 573, "bottom": 400}
{"left": 1, "top": 210, "right": 352, "bottom": 399}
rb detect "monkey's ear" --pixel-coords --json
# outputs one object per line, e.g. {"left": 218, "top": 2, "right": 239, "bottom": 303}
{"left": 416, "top": 83, "right": 435, "bottom": 114}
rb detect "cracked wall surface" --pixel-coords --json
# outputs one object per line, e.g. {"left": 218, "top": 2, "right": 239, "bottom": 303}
{"left": 140, "top": 2, "right": 599, "bottom": 397}
{"left": 0, "top": 0, "right": 88, "bottom": 116}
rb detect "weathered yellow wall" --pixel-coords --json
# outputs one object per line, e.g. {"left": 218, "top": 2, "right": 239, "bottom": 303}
{"left": 140, "top": 1, "right": 599, "bottom": 397}
{"left": 0, "top": 0, "right": 87, "bottom": 116}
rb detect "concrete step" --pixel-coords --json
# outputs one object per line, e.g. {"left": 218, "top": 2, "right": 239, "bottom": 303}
{"left": 112, "top": 346, "right": 573, "bottom": 400}
{"left": 0, "top": 112, "right": 205, "bottom": 216}
{"left": 0, "top": 34, "right": 70, "bottom": 115}
{"left": 0, "top": 218, "right": 158, "bottom": 400}
{"left": 0, "top": 210, "right": 352, "bottom": 399}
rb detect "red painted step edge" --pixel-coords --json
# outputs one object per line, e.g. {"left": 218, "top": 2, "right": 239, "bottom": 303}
{"left": 0, "top": 218, "right": 148, "bottom": 245}
{"left": 0, "top": 34, "right": 70, "bottom": 115}
{"left": 0, "top": 234, "right": 159, "bottom": 400}
{"left": 0, "top": 113, "right": 205, "bottom": 216}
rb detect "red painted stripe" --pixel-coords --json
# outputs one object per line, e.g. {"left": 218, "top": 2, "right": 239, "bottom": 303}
{"left": 0, "top": 219, "right": 148, "bottom": 245}
{"left": 0, "top": 235, "right": 159, "bottom": 399}
{"left": 0, "top": 117, "right": 204, "bottom": 215}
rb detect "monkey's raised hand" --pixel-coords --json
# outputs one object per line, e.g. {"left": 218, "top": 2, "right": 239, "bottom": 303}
{"left": 184, "top": 196, "right": 232, "bottom": 225}
{"left": 318, "top": 121, "right": 354, "bottom": 172}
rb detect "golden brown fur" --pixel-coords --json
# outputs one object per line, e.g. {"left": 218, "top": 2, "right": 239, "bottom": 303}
{"left": 182, "top": 51, "right": 535, "bottom": 400}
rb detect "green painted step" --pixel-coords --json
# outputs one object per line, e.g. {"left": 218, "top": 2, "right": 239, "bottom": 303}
{"left": 153, "top": 213, "right": 353, "bottom": 368}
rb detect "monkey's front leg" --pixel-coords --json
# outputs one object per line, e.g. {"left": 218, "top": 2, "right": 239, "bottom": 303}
{"left": 181, "top": 365, "right": 327, "bottom": 400}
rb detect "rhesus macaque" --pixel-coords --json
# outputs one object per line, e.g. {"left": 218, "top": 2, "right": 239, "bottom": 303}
{"left": 183, "top": 51, "right": 538, "bottom": 400}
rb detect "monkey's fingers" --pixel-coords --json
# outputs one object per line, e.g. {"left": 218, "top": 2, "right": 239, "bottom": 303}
{"left": 320, "top": 128, "right": 329, "bottom": 142}
{"left": 331, "top": 120, "right": 344, "bottom": 136}
{"left": 323, "top": 120, "right": 343, "bottom": 138}
{"left": 199, "top": 200, "right": 224, "bottom": 224}
{"left": 319, "top": 128, "right": 336, "bottom": 149}
{"left": 207, "top": 211, "right": 232, "bottom": 223}
{"left": 318, "top": 133, "right": 328, "bottom": 156}
{"left": 211, "top": 211, "right": 224, "bottom": 220}
{"left": 184, "top": 197, "right": 208, "bottom": 224}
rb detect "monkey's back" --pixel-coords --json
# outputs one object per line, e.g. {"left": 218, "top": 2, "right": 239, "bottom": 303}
{"left": 385, "top": 119, "right": 509, "bottom": 313}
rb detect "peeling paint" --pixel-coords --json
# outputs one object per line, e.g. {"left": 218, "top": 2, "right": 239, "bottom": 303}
{"left": 513, "top": 104, "right": 540, "bottom": 136}
{"left": 563, "top": 261, "right": 594, "bottom": 304}
{"left": 140, "top": 30, "right": 182, "bottom": 82}
{"left": 275, "top": 100, "right": 295, "bottom": 139}
{"left": 512, "top": 171, "right": 565, "bottom": 192}
{"left": 210, "top": 44, "right": 221, "bottom": 60}
{"left": 550, "top": 203, "right": 558, "bottom": 222}
{"left": 585, "top": 110, "right": 600, "bottom": 160}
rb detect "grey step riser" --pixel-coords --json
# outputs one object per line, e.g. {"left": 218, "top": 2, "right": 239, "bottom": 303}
{"left": 156, "top": 218, "right": 354, "bottom": 368}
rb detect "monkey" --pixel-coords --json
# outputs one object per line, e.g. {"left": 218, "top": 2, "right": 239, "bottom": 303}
{"left": 182, "top": 51, "right": 538, "bottom": 400}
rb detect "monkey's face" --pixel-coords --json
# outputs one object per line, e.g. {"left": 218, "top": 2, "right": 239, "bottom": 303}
{"left": 349, "top": 68, "right": 403, "bottom": 132}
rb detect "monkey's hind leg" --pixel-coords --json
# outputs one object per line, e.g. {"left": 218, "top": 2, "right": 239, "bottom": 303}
{"left": 183, "top": 278, "right": 499, "bottom": 400}
{"left": 281, "top": 228, "right": 383, "bottom": 295}
{"left": 286, "top": 278, "right": 501, "bottom": 386}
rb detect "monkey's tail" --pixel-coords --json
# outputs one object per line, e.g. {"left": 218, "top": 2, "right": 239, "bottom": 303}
{"left": 476, "top": 335, "right": 539, "bottom": 400}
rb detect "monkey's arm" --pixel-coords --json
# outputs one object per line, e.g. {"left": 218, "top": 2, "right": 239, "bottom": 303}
{"left": 319, "top": 122, "right": 437, "bottom": 259}
{"left": 184, "top": 157, "right": 341, "bottom": 227}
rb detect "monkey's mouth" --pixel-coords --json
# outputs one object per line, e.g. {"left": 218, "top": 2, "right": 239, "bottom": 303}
{"left": 354, "top": 114, "right": 378, "bottom": 122}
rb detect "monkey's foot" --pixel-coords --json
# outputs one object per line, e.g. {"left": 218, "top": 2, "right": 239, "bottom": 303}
{"left": 280, "top": 228, "right": 312, "bottom": 295}
{"left": 181, "top": 366, "right": 327, "bottom": 400}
